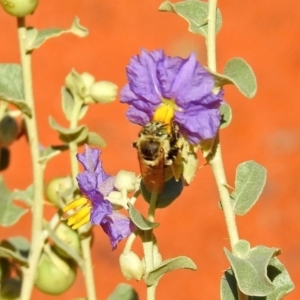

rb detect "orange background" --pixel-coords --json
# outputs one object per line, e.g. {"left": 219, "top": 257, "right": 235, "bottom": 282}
{"left": 1, "top": 0, "right": 300, "bottom": 299}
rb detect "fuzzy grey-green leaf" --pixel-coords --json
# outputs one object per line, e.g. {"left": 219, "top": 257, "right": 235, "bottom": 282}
{"left": 26, "top": 17, "right": 88, "bottom": 50}
{"left": 13, "top": 185, "right": 33, "bottom": 206}
{"left": 220, "top": 269, "right": 237, "bottom": 300}
{"left": 0, "top": 244, "right": 28, "bottom": 266}
{"left": 224, "top": 246, "right": 277, "bottom": 296}
{"left": 233, "top": 240, "right": 251, "bottom": 259}
{"left": 223, "top": 58, "right": 257, "bottom": 98}
{"left": 107, "top": 283, "right": 139, "bottom": 300}
{"left": 264, "top": 257, "right": 294, "bottom": 300}
{"left": 0, "top": 64, "right": 24, "bottom": 100}
{"left": 61, "top": 87, "right": 75, "bottom": 121}
{"left": 128, "top": 203, "right": 159, "bottom": 230}
{"left": 39, "top": 145, "right": 69, "bottom": 164}
{"left": 221, "top": 257, "right": 294, "bottom": 300}
{"left": 0, "top": 94, "right": 31, "bottom": 117}
{"left": 0, "top": 177, "right": 28, "bottom": 227}
{"left": 49, "top": 116, "right": 89, "bottom": 143}
{"left": 85, "top": 132, "right": 106, "bottom": 147}
{"left": 146, "top": 256, "right": 197, "bottom": 286}
{"left": 159, "top": 0, "right": 222, "bottom": 37}
{"left": 231, "top": 161, "right": 267, "bottom": 215}
{"left": 220, "top": 103, "right": 232, "bottom": 129}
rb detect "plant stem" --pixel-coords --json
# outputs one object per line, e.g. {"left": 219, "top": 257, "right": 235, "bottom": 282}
{"left": 207, "top": 135, "right": 239, "bottom": 248}
{"left": 17, "top": 18, "right": 45, "bottom": 300}
{"left": 80, "top": 235, "right": 96, "bottom": 300}
{"left": 68, "top": 99, "right": 97, "bottom": 300}
{"left": 69, "top": 99, "right": 82, "bottom": 186}
{"left": 206, "top": 1, "right": 247, "bottom": 299}
{"left": 142, "top": 191, "right": 158, "bottom": 300}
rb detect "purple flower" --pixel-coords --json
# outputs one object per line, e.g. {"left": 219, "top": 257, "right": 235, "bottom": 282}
{"left": 64, "top": 145, "right": 134, "bottom": 249}
{"left": 120, "top": 49, "right": 223, "bottom": 144}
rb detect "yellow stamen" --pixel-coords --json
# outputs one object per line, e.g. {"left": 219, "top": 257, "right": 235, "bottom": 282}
{"left": 153, "top": 100, "right": 176, "bottom": 124}
{"left": 67, "top": 205, "right": 91, "bottom": 227}
{"left": 63, "top": 197, "right": 88, "bottom": 213}
{"left": 71, "top": 213, "right": 90, "bottom": 230}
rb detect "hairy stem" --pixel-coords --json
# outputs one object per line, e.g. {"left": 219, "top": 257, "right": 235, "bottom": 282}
{"left": 69, "top": 99, "right": 82, "bottom": 186}
{"left": 206, "top": 1, "right": 247, "bottom": 299}
{"left": 18, "top": 17, "right": 45, "bottom": 300}
{"left": 142, "top": 191, "right": 158, "bottom": 300}
{"left": 68, "top": 99, "right": 97, "bottom": 300}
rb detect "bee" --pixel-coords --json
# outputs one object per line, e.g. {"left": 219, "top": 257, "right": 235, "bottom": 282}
{"left": 133, "top": 120, "right": 182, "bottom": 193}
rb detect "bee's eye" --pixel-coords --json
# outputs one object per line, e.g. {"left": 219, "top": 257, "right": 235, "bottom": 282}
{"left": 156, "top": 131, "right": 162, "bottom": 137}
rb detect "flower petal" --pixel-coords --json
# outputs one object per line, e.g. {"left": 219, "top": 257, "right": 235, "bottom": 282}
{"left": 90, "top": 195, "right": 113, "bottom": 225}
{"left": 126, "top": 106, "right": 151, "bottom": 126}
{"left": 99, "top": 176, "right": 115, "bottom": 197}
{"left": 101, "top": 212, "right": 135, "bottom": 249}
{"left": 175, "top": 104, "right": 221, "bottom": 143}
{"left": 77, "top": 171, "right": 98, "bottom": 195}
{"left": 170, "top": 53, "right": 215, "bottom": 107}
{"left": 126, "top": 49, "right": 163, "bottom": 104}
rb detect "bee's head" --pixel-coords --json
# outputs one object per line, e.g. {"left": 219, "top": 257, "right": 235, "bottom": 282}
{"left": 140, "top": 140, "right": 161, "bottom": 161}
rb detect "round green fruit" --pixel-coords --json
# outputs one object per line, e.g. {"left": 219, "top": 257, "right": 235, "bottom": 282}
{"left": 45, "top": 176, "right": 72, "bottom": 206}
{"left": 35, "top": 251, "right": 76, "bottom": 295}
{"left": 0, "top": 0, "right": 38, "bottom": 17}
{"left": 53, "top": 222, "right": 81, "bottom": 258}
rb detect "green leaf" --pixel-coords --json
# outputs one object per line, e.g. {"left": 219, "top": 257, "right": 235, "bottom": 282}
{"left": 85, "top": 132, "right": 106, "bottom": 147}
{"left": 263, "top": 257, "right": 295, "bottom": 300}
{"left": 39, "top": 144, "right": 69, "bottom": 165}
{"left": 159, "top": 0, "right": 222, "bottom": 37}
{"left": 224, "top": 58, "right": 257, "bottom": 98}
{"left": 220, "top": 103, "right": 232, "bottom": 129}
{"left": 220, "top": 269, "right": 237, "bottom": 300}
{"left": 0, "top": 177, "right": 28, "bottom": 227}
{"left": 107, "top": 283, "right": 139, "bottom": 300}
{"left": 61, "top": 87, "right": 75, "bottom": 121}
{"left": 233, "top": 239, "right": 250, "bottom": 259}
{"left": 127, "top": 203, "right": 159, "bottom": 230}
{"left": 146, "top": 256, "right": 197, "bottom": 286}
{"left": 0, "top": 94, "right": 31, "bottom": 117}
{"left": 49, "top": 116, "right": 89, "bottom": 144}
{"left": 210, "top": 58, "right": 257, "bottom": 98}
{"left": 26, "top": 17, "right": 89, "bottom": 51}
{"left": 0, "top": 64, "right": 24, "bottom": 100}
{"left": 220, "top": 257, "right": 294, "bottom": 300}
{"left": 13, "top": 185, "right": 33, "bottom": 206}
{"left": 78, "top": 105, "right": 89, "bottom": 120}
{"left": 231, "top": 161, "right": 267, "bottom": 215}
{"left": 224, "top": 246, "right": 278, "bottom": 296}
{"left": 0, "top": 237, "right": 29, "bottom": 266}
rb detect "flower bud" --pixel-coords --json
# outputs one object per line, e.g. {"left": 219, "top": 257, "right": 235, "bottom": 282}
{"left": 80, "top": 72, "right": 95, "bottom": 90}
{"left": 0, "top": 0, "right": 38, "bottom": 17}
{"left": 119, "top": 251, "right": 144, "bottom": 281}
{"left": 114, "top": 170, "right": 137, "bottom": 192}
{"left": 89, "top": 81, "right": 118, "bottom": 104}
{"left": 105, "top": 191, "right": 128, "bottom": 210}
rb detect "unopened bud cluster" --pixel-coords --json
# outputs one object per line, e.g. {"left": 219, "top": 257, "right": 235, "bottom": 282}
{"left": 65, "top": 69, "right": 118, "bottom": 104}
